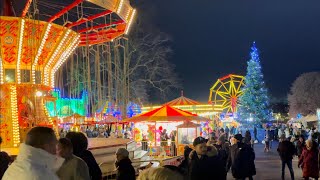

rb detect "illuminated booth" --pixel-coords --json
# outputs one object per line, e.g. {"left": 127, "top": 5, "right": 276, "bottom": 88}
{"left": 176, "top": 121, "right": 200, "bottom": 156}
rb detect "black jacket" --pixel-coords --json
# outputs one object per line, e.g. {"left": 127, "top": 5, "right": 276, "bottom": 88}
{"left": 227, "top": 142, "right": 256, "bottom": 178}
{"left": 189, "top": 152, "right": 226, "bottom": 180}
{"left": 76, "top": 150, "right": 102, "bottom": 180}
{"left": 115, "top": 158, "right": 136, "bottom": 180}
{"left": 277, "top": 140, "right": 296, "bottom": 161}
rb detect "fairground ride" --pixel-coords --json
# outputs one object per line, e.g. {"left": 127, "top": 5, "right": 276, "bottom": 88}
{"left": 0, "top": 0, "right": 135, "bottom": 148}
{"left": 208, "top": 74, "right": 245, "bottom": 114}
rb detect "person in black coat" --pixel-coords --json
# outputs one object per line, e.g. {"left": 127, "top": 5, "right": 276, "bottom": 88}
{"left": 66, "top": 132, "right": 102, "bottom": 180}
{"left": 277, "top": 134, "right": 295, "bottom": 180}
{"left": 0, "top": 137, "right": 12, "bottom": 179}
{"left": 227, "top": 134, "right": 256, "bottom": 180}
{"left": 115, "top": 148, "right": 135, "bottom": 180}
{"left": 189, "top": 137, "right": 209, "bottom": 180}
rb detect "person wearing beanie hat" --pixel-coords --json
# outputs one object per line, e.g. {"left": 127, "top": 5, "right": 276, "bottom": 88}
{"left": 115, "top": 148, "right": 135, "bottom": 180}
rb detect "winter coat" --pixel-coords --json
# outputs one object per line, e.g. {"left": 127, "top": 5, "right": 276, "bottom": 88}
{"left": 189, "top": 152, "right": 210, "bottom": 180}
{"left": 0, "top": 151, "right": 11, "bottom": 179}
{"left": 299, "top": 147, "right": 319, "bottom": 178}
{"left": 296, "top": 141, "right": 305, "bottom": 157}
{"left": 227, "top": 142, "right": 256, "bottom": 178}
{"left": 2, "top": 143, "right": 64, "bottom": 180}
{"left": 76, "top": 150, "right": 102, "bottom": 180}
{"left": 214, "top": 143, "right": 230, "bottom": 169}
{"left": 277, "top": 140, "right": 296, "bottom": 161}
{"left": 115, "top": 158, "right": 136, "bottom": 180}
{"left": 56, "top": 155, "right": 91, "bottom": 180}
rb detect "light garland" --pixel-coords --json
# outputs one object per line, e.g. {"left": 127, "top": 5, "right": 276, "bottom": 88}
{"left": 44, "top": 29, "right": 71, "bottom": 86}
{"left": 125, "top": 9, "right": 136, "bottom": 34}
{"left": 32, "top": 24, "right": 52, "bottom": 84}
{"left": 10, "top": 85, "right": 20, "bottom": 147}
{"left": 0, "top": 57, "right": 3, "bottom": 84}
{"left": 50, "top": 35, "right": 80, "bottom": 87}
{"left": 17, "top": 19, "right": 25, "bottom": 84}
{"left": 116, "top": 0, "right": 124, "bottom": 14}
{"left": 43, "top": 101, "right": 59, "bottom": 137}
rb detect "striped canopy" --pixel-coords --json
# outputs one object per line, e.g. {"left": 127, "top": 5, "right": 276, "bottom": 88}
{"left": 123, "top": 105, "right": 210, "bottom": 122}
{"left": 165, "top": 92, "right": 201, "bottom": 106}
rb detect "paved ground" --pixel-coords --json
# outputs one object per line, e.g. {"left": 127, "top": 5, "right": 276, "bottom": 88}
{"left": 227, "top": 141, "right": 303, "bottom": 180}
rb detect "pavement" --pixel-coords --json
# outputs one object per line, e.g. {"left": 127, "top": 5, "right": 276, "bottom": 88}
{"left": 227, "top": 141, "right": 303, "bottom": 180}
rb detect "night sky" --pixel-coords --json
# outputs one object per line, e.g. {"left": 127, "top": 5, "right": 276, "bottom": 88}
{"left": 136, "top": 0, "right": 320, "bottom": 102}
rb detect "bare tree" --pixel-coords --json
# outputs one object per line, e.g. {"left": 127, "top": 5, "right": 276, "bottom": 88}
{"left": 288, "top": 72, "right": 320, "bottom": 117}
{"left": 127, "top": 24, "right": 180, "bottom": 103}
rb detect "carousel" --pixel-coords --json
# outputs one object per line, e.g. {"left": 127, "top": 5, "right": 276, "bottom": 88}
{"left": 0, "top": 0, "right": 135, "bottom": 148}
{"left": 124, "top": 105, "right": 211, "bottom": 156}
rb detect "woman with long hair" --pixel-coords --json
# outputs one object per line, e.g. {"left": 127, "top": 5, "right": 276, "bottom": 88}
{"left": 298, "top": 140, "right": 319, "bottom": 180}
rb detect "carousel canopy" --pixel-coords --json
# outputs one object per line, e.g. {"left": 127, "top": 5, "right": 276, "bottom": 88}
{"left": 165, "top": 91, "right": 201, "bottom": 106}
{"left": 123, "top": 105, "right": 210, "bottom": 123}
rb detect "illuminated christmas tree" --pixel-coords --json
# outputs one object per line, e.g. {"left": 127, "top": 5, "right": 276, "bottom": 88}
{"left": 238, "top": 42, "right": 271, "bottom": 125}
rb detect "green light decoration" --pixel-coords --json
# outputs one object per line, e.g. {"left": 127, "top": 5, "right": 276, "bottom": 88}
{"left": 238, "top": 42, "right": 271, "bottom": 126}
{"left": 46, "top": 89, "right": 88, "bottom": 117}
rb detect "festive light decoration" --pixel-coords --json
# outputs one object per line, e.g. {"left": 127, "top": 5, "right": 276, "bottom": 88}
{"left": 16, "top": 19, "right": 25, "bottom": 84}
{"left": 238, "top": 42, "right": 271, "bottom": 125}
{"left": 44, "top": 29, "right": 71, "bottom": 86}
{"left": 0, "top": 0, "right": 136, "bottom": 149}
{"left": 0, "top": 57, "right": 3, "bottom": 84}
{"left": 117, "top": 0, "right": 124, "bottom": 14}
{"left": 51, "top": 35, "right": 80, "bottom": 87}
{"left": 125, "top": 9, "right": 136, "bottom": 34}
{"left": 32, "top": 24, "right": 52, "bottom": 84}
{"left": 46, "top": 88, "right": 88, "bottom": 117}
{"left": 209, "top": 74, "right": 245, "bottom": 113}
{"left": 10, "top": 85, "right": 20, "bottom": 147}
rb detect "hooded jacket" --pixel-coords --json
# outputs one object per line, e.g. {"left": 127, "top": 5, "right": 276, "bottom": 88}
{"left": 2, "top": 143, "right": 64, "bottom": 180}
{"left": 115, "top": 158, "right": 136, "bottom": 180}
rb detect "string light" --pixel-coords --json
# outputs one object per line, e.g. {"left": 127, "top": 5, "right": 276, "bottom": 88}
{"left": 10, "top": 85, "right": 20, "bottom": 147}
{"left": 125, "top": 9, "right": 136, "bottom": 34}
{"left": 50, "top": 35, "right": 80, "bottom": 87}
{"left": 32, "top": 23, "right": 52, "bottom": 84}
{"left": 43, "top": 101, "right": 59, "bottom": 137}
{"left": 44, "top": 29, "right": 71, "bottom": 86}
{"left": 116, "top": 0, "right": 124, "bottom": 14}
{"left": 0, "top": 57, "right": 3, "bottom": 84}
{"left": 17, "top": 19, "right": 25, "bottom": 84}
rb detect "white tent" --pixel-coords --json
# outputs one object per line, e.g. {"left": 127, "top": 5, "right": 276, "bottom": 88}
{"left": 288, "top": 115, "right": 318, "bottom": 128}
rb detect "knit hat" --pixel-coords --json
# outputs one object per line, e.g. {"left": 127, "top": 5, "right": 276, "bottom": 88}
{"left": 234, "top": 134, "right": 243, "bottom": 141}
{"left": 193, "top": 136, "right": 207, "bottom": 147}
{"left": 116, "top": 148, "right": 129, "bottom": 157}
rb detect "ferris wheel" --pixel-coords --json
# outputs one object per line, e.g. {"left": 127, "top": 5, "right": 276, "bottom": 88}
{"left": 208, "top": 74, "right": 245, "bottom": 113}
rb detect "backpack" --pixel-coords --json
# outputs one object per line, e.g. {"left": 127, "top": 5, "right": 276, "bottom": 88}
{"left": 232, "top": 145, "right": 256, "bottom": 178}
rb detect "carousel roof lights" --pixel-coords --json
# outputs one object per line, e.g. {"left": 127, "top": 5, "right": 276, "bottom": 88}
{"left": 17, "top": 19, "right": 25, "bottom": 84}
{"left": 0, "top": 58, "right": 3, "bottom": 84}
{"left": 51, "top": 36, "right": 80, "bottom": 87}
{"left": 44, "top": 29, "right": 72, "bottom": 86}
{"left": 32, "top": 23, "right": 52, "bottom": 84}
{"left": 125, "top": 9, "right": 136, "bottom": 34}
{"left": 117, "top": 0, "right": 124, "bottom": 14}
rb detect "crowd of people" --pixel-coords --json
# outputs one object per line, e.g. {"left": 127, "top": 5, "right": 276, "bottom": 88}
{"left": 2, "top": 124, "right": 320, "bottom": 180}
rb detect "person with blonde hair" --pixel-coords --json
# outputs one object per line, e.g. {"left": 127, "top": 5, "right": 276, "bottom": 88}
{"left": 138, "top": 167, "right": 183, "bottom": 180}
{"left": 298, "top": 139, "right": 319, "bottom": 180}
